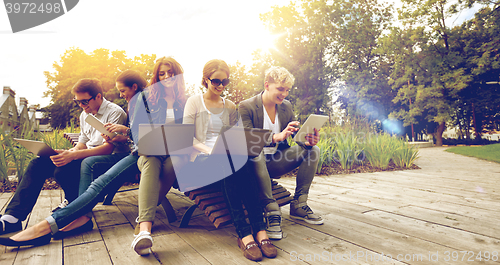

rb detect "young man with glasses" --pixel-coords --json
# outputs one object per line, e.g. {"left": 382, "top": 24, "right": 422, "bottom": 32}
{"left": 0, "top": 78, "right": 128, "bottom": 235}
{"left": 239, "top": 66, "right": 323, "bottom": 240}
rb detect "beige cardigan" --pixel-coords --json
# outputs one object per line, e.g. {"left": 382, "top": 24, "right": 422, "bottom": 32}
{"left": 183, "top": 94, "right": 239, "bottom": 161}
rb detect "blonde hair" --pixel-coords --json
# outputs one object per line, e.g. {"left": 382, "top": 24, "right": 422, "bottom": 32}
{"left": 264, "top": 66, "right": 295, "bottom": 88}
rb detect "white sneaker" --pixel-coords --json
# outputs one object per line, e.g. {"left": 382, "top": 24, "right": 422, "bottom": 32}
{"left": 52, "top": 199, "right": 69, "bottom": 212}
{"left": 131, "top": 231, "right": 153, "bottom": 256}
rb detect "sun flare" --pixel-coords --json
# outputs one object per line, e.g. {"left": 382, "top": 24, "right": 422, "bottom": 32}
{"left": 254, "top": 30, "right": 284, "bottom": 52}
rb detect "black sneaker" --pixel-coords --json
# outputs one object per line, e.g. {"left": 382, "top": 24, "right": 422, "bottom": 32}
{"left": 0, "top": 216, "right": 22, "bottom": 235}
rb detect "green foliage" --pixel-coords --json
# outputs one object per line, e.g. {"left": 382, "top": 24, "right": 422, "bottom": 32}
{"left": 450, "top": 7, "right": 500, "bottom": 138}
{"left": 0, "top": 125, "right": 39, "bottom": 185}
{"left": 0, "top": 125, "right": 75, "bottom": 189}
{"left": 254, "top": 0, "right": 496, "bottom": 146}
{"left": 331, "top": 0, "right": 396, "bottom": 122}
{"left": 40, "top": 130, "right": 75, "bottom": 150}
{"left": 332, "top": 132, "right": 364, "bottom": 170}
{"left": 445, "top": 143, "right": 500, "bottom": 163}
{"left": 318, "top": 119, "right": 370, "bottom": 171}
{"left": 0, "top": 130, "right": 11, "bottom": 188}
{"left": 224, "top": 61, "right": 260, "bottom": 105}
{"left": 258, "top": 0, "right": 334, "bottom": 121}
{"left": 9, "top": 124, "right": 39, "bottom": 181}
{"left": 363, "top": 133, "right": 398, "bottom": 169}
{"left": 392, "top": 141, "right": 420, "bottom": 168}
{"left": 293, "top": 119, "right": 419, "bottom": 172}
{"left": 381, "top": 0, "right": 500, "bottom": 145}
{"left": 43, "top": 48, "right": 156, "bottom": 129}
{"left": 315, "top": 137, "right": 335, "bottom": 174}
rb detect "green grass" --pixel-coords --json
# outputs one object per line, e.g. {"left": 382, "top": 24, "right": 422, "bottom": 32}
{"left": 445, "top": 143, "right": 500, "bottom": 163}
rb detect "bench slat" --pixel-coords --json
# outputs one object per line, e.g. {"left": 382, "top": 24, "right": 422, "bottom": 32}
{"left": 182, "top": 181, "right": 293, "bottom": 229}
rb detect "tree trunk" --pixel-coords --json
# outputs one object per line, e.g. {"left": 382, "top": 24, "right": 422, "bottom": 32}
{"left": 434, "top": 122, "right": 446, "bottom": 146}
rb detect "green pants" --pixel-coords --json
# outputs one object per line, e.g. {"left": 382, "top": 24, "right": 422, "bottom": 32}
{"left": 137, "top": 155, "right": 188, "bottom": 223}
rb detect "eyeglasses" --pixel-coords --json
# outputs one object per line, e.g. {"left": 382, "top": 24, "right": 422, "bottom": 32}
{"left": 73, "top": 95, "right": 96, "bottom": 106}
{"left": 208, "top": 78, "right": 230, "bottom": 87}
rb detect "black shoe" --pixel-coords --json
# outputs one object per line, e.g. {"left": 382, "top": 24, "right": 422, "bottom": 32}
{"left": 52, "top": 219, "right": 94, "bottom": 240}
{"left": 0, "top": 216, "right": 22, "bottom": 235}
{"left": 0, "top": 233, "right": 51, "bottom": 246}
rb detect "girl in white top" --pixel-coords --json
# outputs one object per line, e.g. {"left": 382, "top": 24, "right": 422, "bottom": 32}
{"left": 181, "top": 59, "right": 276, "bottom": 261}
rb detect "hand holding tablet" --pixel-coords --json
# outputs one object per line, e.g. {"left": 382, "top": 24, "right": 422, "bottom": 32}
{"left": 293, "top": 114, "right": 328, "bottom": 143}
{"left": 85, "top": 114, "right": 118, "bottom": 139}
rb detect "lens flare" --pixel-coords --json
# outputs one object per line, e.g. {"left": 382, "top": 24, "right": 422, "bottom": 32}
{"left": 382, "top": 119, "right": 403, "bottom": 135}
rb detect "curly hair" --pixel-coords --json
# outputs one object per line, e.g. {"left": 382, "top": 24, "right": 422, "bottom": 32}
{"left": 147, "top": 56, "right": 187, "bottom": 107}
{"left": 264, "top": 66, "right": 295, "bottom": 88}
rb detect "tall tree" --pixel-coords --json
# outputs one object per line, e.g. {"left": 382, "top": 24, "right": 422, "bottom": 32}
{"left": 385, "top": 0, "right": 474, "bottom": 146}
{"left": 43, "top": 48, "right": 155, "bottom": 129}
{"left": 259, "top": 0, "right": 334, "bottom": 121}
{"left": 451, "top": 6, "right": 500, "bottom": 138}
{"left": 330, "top": 0, "right": 396, "bottom": 125}
{"left": 224, "top": 61, "right": 259, "bottom": 105}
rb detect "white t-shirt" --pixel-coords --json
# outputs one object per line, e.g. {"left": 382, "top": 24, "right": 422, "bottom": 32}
{"left": 201, "top": 95, "right": 225, "bottom": 153}
{"left": 165, "top": 108, "right": 175, "bottom": 124}
{"left": 263, "top": 105, "right": 279, "bottom": 154}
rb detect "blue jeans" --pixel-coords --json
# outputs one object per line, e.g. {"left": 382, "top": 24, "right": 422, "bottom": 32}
{"left": 46, "top": 154, "right": 139, "bottom": 233}
{"left": 79, "top": 153, "right": 129, "bottom": 195}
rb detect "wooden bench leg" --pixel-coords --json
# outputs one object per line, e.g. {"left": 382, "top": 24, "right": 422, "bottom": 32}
{"left": 161, "top": 197, "right": 177, "bottom": 223}
{"left": 179, "top": 204, "right": 198, "bottom": 228}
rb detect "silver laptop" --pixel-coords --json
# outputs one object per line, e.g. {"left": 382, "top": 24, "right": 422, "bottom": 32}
{"left": 210, "top": 126, "right": 271, "bottom": 157}
{"left": 137, "top": 124, "right": 195, "bottom": 156}
{"left": 13, "top": 138, "right": 58, "bottom": 156}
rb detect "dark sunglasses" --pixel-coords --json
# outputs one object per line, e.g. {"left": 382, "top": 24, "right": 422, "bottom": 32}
{"left": 73, "top": 95, "right": 96, "bottom": 106}
{"left": 208, "top": 78, "right": 230, "bottom": 87}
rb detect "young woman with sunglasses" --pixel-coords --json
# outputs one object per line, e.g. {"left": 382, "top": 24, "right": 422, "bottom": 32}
{"left": 0, "top": 69, "right": 178, "bottom": 251}
{"left": 180, "top": 59, "right": 277, "bottom": 261}
{"left": 132, "top": 57, "right": 188, "bottom": 256}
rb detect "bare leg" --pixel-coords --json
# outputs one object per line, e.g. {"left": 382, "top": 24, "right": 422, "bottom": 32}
{"left": 255, "top": 230, "right": 269, "bottom": 243}
{"left": 59, "top": 216, "right": 90, "bottom": 232}
{"left": 139, "top": 221, "right": 152, "bottom": 233}
{"left": 10, "top": 220, "right": 51, "bottom": 241}
{"left": 241, "top": 234, "right": 256, "bottom": 245}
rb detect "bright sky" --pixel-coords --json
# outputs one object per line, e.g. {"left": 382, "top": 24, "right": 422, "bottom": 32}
{"left": 0, "top": 0, "right": 289, "bottom": 108}
{"left": 0, "top": 0, "right": 478, "bottom": 109}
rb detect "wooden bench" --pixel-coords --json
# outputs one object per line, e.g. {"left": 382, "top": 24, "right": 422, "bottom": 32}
{"left": 181, "top": 180, "right": 292, "bottom": 228}
{"left": 62, "top": 133, "right": 293, "bottom": 228}
{"left": 63, "top": 132, "right": 80, "bottom": 147}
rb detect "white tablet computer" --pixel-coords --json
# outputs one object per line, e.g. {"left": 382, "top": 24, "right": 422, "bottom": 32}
{"left": 293, "top": 114, "right": 329, "bottom": 142}
{"left": 85, "top": 114, "right": 117, "bottom": 139}
{"left": 13, "top": 138, "right": 58, "bottom": 156}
